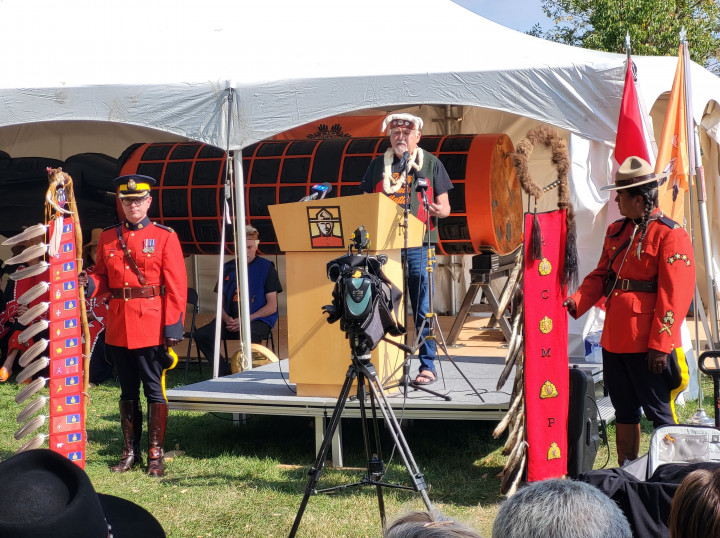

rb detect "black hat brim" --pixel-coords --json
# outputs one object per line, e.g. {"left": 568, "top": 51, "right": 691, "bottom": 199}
{"left": 99, "top": 494, "right": 165, "bottom": 538}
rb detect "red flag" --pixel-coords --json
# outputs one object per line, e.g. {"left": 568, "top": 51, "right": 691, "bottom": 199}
{"left": 614, "top": 61, "right": 651, "bottom": 165}
{"left": 655, "top": 45, "right": 690, "bottom": 222}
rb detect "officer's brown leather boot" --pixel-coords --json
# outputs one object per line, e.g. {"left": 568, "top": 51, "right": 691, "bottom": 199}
{"left": 616, "top": 422, "right": 641, "bottom": 466}
{"left": 147, "top": 402, "right": 168, "bottom": 477}
{"left": 111, "top": 400, "right": 143, "bottom": 472}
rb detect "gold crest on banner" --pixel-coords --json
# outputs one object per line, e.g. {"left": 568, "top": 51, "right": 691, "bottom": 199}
{"left": 539, "top": 380, "right": 559, "bottom": 399}
{"left": 538, "top": 257, "right": 552, "bottom": 276}
{"left": 539, "top": 316, "right": 553, "bottom": 334}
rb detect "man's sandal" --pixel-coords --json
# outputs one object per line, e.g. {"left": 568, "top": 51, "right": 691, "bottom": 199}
{"left": 412, "top": 372, "right": 437, "bottom": 385}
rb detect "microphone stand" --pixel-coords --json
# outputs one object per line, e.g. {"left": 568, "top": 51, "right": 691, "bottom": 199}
{"left": 396, "top": 154, "right": 413, "bottom": 394}
{"left": 412, "top": 181, "right": 485, "bottom": 401}
{"left": 384, "top": 172, "right": 485, "bottom": 402}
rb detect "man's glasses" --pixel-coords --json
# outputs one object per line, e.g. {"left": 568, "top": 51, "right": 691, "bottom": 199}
{"left": 390, "top": 128, "right": 417, "bottom": 137}
{"left": 120, "top": 197, "right": 149, "bottom": 206}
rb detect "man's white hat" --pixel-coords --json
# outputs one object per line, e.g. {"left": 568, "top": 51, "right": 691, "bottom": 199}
{"left": 382, "top": 113, "right": 423, "bottom": 133}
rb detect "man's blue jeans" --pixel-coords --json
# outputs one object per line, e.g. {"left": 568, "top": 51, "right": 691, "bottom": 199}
{"left": 404, "top": 246, "right": 436, "bottom": 374}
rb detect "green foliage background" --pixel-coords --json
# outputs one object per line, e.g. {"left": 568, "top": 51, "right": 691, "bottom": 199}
{"left": 529, "top": 0, "right": 720, "bottom": 73}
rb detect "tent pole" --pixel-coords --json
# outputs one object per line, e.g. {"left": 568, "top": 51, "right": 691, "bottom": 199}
{"left": 681, "top": 36, "right": 719, "bottom": 347}
{"left": 212, "top": 198, "right": 229, "bottom": 378}
{"left": 691, "top": 128, "right": 719, "bottom": 348}
{"left": 233, "top": 152, "right": 252, "bottom": 367}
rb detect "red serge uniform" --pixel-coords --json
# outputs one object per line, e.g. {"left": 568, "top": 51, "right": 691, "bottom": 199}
{"left": 96, "top": 173, "right": 184, "bottom": 478}
{"left": 88, "top": 218, "right": 187, "bottom": 348}
{"left": 570, "top": 211, "right": 695, "bottom": 354}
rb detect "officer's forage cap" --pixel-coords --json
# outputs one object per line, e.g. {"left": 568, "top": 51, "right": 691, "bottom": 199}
{"left": 114, "top": 174, "right": 156, "bottom": 199}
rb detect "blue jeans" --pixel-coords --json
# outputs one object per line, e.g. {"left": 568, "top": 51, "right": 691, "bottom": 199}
{"left": 404, "top": 246, "right": 436, "bottom": 374}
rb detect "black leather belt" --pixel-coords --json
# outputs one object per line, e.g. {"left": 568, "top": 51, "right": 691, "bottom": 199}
{"left": 614, "top": 279, "right": 657, "bottom": 293}
{"left": 110, "top": 286, "right": 165, "bottom": 299}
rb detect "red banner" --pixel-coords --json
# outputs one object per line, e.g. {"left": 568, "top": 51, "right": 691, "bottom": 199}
{"left": 523, "top": 210, "right": 569, "bottom": 481}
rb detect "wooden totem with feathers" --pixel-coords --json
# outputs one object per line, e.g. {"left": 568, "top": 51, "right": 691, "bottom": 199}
{"left": 2, "top": 168, "right": 90, "bottom": 465}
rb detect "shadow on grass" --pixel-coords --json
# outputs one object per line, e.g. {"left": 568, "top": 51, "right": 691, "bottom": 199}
{"left": 166, "top": 411, "right": 503, "bottom": 505}
{"left": 76, "top": 367, "right": 506, "bottom": 508}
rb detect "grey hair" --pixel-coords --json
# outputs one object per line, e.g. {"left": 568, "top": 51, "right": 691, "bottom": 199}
{"left": 491, "top": 479, "right": 631, "bottom": 538}
{"left": 385, "top": 509, "right": 483, "bottom": 538}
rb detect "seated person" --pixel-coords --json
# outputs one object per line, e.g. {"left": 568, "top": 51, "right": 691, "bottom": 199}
{"left": 194, "top": 226, "right": 282, "bottom": 375}
{"left": 670, "top": 467, "right": 720, "bottom": 538}
{"left": 492, "top": 478, "right": 632, "bottom": 538}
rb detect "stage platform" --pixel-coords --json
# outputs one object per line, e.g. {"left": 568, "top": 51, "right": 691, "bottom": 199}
{"left": 167, "top": 316, "right": 606, "bottom": 465}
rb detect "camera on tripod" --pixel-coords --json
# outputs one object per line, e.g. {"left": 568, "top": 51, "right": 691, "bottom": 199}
{"left": 323, "top": 226, "right": 404, "bottom": 355}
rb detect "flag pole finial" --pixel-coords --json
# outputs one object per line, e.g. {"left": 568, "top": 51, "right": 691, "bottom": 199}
{"left": 625, "top": 32, "right": 631, "bottom": 58}
{"left": 680, "top": 27, "right": 687, "bottom": 43}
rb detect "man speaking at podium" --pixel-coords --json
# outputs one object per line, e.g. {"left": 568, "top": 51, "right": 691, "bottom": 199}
{"left": 360, "top": 113, "right": 453, "bottom": 386}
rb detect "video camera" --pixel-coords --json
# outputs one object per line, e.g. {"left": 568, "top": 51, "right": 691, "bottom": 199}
{"left": 323, "top": 226, "right": 405, "bottom": 355}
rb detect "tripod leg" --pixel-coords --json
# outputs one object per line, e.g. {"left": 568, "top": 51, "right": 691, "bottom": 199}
{"left": 361, "top": 362, "right": 433, "bottom": 511}
{"left": 290, "top": 364, "right": 357, "bottom": 538}
{"left": 357, "top": 370, "right": 387, "bottom": 530}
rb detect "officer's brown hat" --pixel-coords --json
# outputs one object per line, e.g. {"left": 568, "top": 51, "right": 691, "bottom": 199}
{"left": 113, "top": 174, "right": 156, "bottom": 199}
{"left": 602, "top": 156, "right": 668, "bottom": 191}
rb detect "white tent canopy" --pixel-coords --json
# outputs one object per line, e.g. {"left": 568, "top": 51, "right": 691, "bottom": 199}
{"left": 3, "top": 0, "right": 720, "bottom": 152}
{"left": 2, "top": 0, "right": 720, "bottom": 355}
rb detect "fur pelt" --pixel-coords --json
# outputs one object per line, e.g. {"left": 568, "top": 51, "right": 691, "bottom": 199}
{"left": 511, "top": 125, "right": 578, "bottom": 290}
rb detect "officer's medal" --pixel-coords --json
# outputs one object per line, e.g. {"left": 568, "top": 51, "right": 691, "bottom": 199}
{"left": 143, "top": 238, "right": 155, "bottom": 253}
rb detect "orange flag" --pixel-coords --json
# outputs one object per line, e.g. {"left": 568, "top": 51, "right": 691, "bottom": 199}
{"left": 655, "top": 45, "right": 690, "bottom": 222}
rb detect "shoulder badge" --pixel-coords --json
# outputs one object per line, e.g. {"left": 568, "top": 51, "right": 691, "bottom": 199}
{"left": 152, "top": 222, "right": 175, "bottom": 234}
{"left": 658, "top": 215, "right": 681, "bottom": 229}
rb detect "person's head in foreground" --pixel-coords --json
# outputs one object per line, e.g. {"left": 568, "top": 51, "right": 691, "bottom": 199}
{"left": 669, "top": 467, "right": 720, "bottom": 538}
{"left": 491, "top": 478, "right": 631, "bottom": 538}
{"left": 0, "top": 448, "right": 165, "bottom": 537}
{"left": 385, "top": 508, "right": 483, "bottom": 537}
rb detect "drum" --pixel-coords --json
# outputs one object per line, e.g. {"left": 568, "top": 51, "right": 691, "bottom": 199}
{"left": 119, "top": 134, "right": 523, "bottom": 255}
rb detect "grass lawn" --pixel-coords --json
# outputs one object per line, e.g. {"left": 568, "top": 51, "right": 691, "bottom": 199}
{"left": 1, "top": 366, "right": 715, "bottom": 537}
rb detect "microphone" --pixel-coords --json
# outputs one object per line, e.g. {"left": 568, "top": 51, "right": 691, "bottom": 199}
{"left": 415, "top": 170, "right": 430, "bottom": 206}
{"left": 300, "top": 183, "right": 332, "bottom": 202}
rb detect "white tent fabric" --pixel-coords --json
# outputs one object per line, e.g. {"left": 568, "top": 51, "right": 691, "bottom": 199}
{"left": 2, "top": 0, "right": 720, "bottom": 355}
{"left": 3, "top": 0, "right": 719, "bottom": 151}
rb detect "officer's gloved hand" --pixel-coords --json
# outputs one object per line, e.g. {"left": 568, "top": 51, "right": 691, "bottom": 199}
{"left": 562, "top": 297, "right": 577, "bottom": 315}
{"left": 647, "top": 349, "right": 668, "bottom": 374}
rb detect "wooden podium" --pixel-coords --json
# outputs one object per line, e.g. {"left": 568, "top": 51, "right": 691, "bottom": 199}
{"left": 269, "top": 193, "right": 422, "bottom": 397}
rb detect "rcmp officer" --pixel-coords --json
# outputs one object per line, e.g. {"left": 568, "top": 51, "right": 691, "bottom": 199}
{"left": 82, "top": 174, "right": 187, "bottom": 477}
{"left": 564, "top": 156, "right": 695, "bottom": 466}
